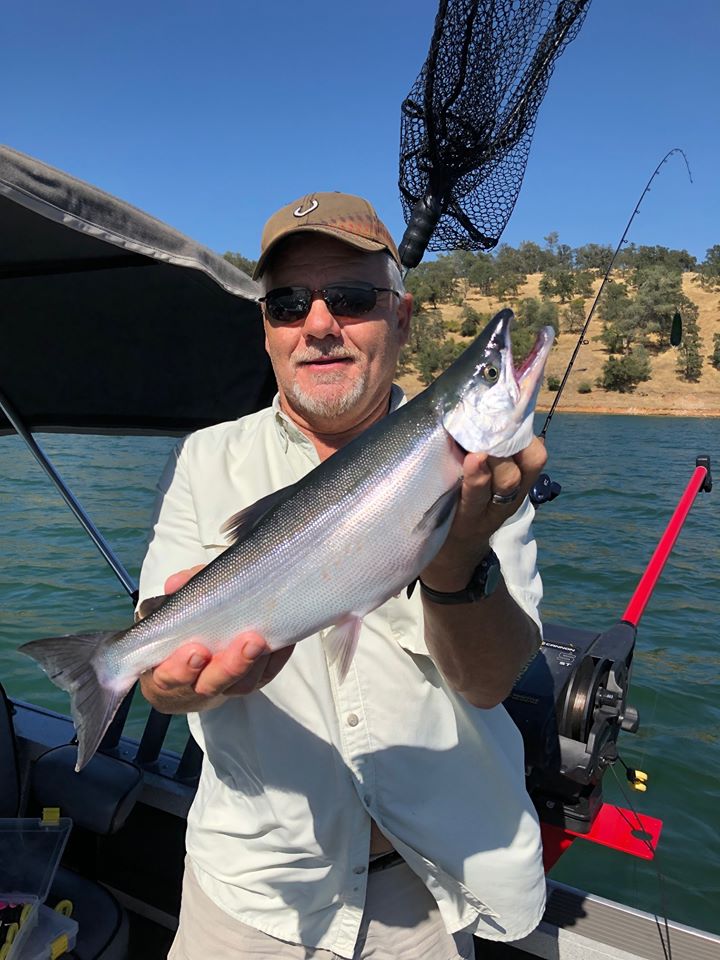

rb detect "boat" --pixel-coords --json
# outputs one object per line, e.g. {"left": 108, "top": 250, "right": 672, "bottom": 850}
{"left": 1, "top": 144, "right": 718, "bottom": 960}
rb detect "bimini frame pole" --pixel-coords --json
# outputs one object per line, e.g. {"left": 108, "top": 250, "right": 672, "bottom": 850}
{"left": 0, "top": 386, "right": 138, "bottom": 602}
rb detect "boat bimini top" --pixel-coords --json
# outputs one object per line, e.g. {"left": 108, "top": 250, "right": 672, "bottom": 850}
{"left": 0, "top": 144, "right": 274, "bottom": 436}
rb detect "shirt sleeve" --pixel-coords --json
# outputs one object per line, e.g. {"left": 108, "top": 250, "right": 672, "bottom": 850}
{"left": 136, "top": 437, "right": 208, "bottom": 615}
{"left": 490, "top": 496, "right": 543, "bottom": 637}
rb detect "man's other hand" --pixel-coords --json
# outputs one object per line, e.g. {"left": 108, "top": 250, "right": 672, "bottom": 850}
{"left": 139, "top": 565, "right": 294, "bottom": 714}
{"left": 421, "top": 436, "right": 547, "bottom": 593}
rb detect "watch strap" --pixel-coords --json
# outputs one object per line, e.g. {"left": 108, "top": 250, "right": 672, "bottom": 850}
{"left": 419, "top": 549, "right": 501, "bottom": 605}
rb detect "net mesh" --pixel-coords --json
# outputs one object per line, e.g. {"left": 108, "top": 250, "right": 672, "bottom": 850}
{"left": 399, "top": 0, "right": 591, "bottom": 255}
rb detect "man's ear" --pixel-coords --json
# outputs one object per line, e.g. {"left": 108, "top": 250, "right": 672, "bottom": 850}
{"left": 261, "top": 310, "right": 270, "bottom": 354}
{"left": 397, "top": 292, "right": 413, "bottom": 347}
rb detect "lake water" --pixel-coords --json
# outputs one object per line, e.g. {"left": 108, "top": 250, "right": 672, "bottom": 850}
{"left": 0, "top": 413, "right": 718, "bottom": 935}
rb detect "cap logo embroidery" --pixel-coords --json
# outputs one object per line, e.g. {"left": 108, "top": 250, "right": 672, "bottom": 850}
{"left": 293, "top": 199, "right": 319, "bottom": 218}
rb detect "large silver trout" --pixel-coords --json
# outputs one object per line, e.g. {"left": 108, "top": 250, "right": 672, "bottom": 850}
{"left": 21, "top": 309, "right": 553, "bottom": 770}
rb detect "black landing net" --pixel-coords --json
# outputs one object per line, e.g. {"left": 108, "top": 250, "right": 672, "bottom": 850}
{"left": 398, "top": 0, "right": 591, "bottom": 268}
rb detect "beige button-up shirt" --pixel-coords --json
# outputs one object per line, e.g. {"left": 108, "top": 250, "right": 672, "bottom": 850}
{"left": 138, "top": 388, "right": 546, "bottom": 958}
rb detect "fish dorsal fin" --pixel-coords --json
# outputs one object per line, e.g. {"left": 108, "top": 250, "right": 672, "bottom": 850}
{"left": 412, "top": 482, "right": 461, "bottom": 536}
{"left": 220, "top": 484, "right": 295, "bottom": 545}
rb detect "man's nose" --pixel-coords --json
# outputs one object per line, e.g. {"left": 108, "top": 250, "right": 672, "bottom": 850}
{"left": 302, "top": 293, "right": 342, "bottom": 339}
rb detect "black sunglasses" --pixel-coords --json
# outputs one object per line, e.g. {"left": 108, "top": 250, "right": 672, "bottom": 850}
{"left": 259, "top": 282, "right": 400, "bottom": 323}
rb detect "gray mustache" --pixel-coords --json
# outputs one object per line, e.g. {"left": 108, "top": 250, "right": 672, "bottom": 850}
{"left": 295, "top": 349, "right": 357, "bottom": 364}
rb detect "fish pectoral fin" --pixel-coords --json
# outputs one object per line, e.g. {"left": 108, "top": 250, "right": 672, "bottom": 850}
{"left": 220, "top": 483, "right": 298, "bottom": 545}
{"left": 324, "top": 616, "right": 362, "bottom": 684}
{"left": 19, "top": 631, "right": 134, "bottom": 772}
{"left": 412, "top": 482, "right": 461, "bottom": 536}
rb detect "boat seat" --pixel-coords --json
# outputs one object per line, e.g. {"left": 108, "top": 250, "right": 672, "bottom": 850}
{"left": 32, "top": 745, "right": 142, "bottom": 836}
{"left": 0, "top": 683, "right": 131, "bottom": 960}
{"left": 49, "top": 866, "right": 128, "bottom": 960}
{"left": 0, "top": 681, "right": 20, "bottom": 817}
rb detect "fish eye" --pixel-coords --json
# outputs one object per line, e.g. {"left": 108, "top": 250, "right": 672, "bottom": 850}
{"left": 482, "top": 364, "right": 500, "bottom": 384}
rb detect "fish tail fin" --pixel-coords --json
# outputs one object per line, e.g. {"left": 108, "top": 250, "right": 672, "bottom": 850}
{"left": 19, "top": 632, "right": 132, "bottom": 772}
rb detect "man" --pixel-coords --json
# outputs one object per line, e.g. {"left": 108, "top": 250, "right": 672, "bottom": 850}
{"left": 137, "top": 193, "right": 548, "bottom": 959}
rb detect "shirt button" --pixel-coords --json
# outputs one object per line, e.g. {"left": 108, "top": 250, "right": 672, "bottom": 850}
{"left": 363, "top": 793, "right": 372, "bottom": 806}
{"left": 353, "top": 865, "right": 367, "bottom": 875}
{"left": 346, "top": 713, "right": 360, "bottom": 727}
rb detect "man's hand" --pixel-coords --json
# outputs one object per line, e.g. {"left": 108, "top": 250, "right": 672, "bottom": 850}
{"left": 420, "top": 436, "right": 546, "bottom": 593}
{"left": 418, "top": 437, "right": 546, "bottom": 708}
{"left": 139, "top": 565, "right": 294, "bottom": 714}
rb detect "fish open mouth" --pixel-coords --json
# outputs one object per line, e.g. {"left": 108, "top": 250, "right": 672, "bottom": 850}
{"left": 513, "top": 326, "right": 555, "bottom": 402}
{"left": 515, "top": 327, "right": 554, "bottom": 380}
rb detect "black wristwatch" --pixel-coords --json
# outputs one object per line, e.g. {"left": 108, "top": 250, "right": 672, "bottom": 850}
{"left": 419, "top": 549, "right": 501, "bottom": 604}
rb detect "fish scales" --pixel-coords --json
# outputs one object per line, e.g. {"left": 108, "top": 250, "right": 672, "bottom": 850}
{"left": 114, "top": 401, "right": 455, "bottom": 678}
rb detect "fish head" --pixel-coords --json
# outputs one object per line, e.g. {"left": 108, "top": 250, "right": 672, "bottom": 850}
{"left": 441, "top": 309, "right": 554, "bottom": 457}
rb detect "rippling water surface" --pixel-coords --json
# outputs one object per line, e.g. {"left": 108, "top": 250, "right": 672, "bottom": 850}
{"left": 1, "top": 413, "right": 718, "bottom": 934}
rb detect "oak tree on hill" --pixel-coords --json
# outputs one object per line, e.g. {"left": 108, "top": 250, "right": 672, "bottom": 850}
{"left": 675, "top": 316, "right": 704, "bottom": 381}
{"left": 405, "top": 262, "right": 456, "bottom": 310}
{"left": 516, "top": 240, "right": 555, "bottom": 273}
{"left": 539, "top": 269, "right": 575, "bottom": 302}
{"left": 223, "top": 251, "right": 258, "bottom": 276}
{"left": 599, "top": 347, "right": 651, "bottom": 392}
{"left": 563, "top": 298, "right": 586, "bottom": 333}
{"left": 698, "top": 245, "right": 720, "bottom": 290}
{"left": 494, "top": 269, "right": 526, "bottom": 300}
{"left": 598, "top": 281, "right": 635, "bottom": 354}
{"left": 575, "top": 243, "right": 613, "bottom": 272}
{"left": 460, "top": 305, "right": 486, "bottom": 337}
{"left": 513, "top": 298, "right": 559, "bottom": 364}
{"left": 573, "top": 271, "right": 594, "bottom": 298}
{"left": 710, "top": 333, "right": 720, "bottom": 371}
{"left": 467, "top": 255, "right": 496, "bottom": 296}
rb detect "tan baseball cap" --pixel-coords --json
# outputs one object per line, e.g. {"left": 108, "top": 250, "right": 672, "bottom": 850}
{"left": 254, "top": 191, "right": 401, "bottom": 279}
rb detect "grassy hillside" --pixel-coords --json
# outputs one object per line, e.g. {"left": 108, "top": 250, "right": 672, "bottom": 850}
{"left": 398, "top": 273, "right": 720, "bottom": 417}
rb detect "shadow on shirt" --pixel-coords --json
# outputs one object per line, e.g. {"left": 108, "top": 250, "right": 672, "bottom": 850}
{"left": 197, "top": 686, "right": 535, "bottom": 947}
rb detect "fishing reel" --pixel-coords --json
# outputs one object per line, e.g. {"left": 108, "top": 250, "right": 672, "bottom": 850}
{"left": 504, "top": 620, "right": 638, "bottom": 833}
{"left": 529, "top": 472, "right": 562, "bottom": 507}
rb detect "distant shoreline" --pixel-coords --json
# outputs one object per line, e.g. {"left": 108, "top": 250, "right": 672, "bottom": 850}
{"left": 535, "top": 402, "right": 719, "bottom": 418}
{"left": 400, "top": 375, "right": 719, "bottom": 418}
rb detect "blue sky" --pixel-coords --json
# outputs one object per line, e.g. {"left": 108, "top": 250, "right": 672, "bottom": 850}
{"left": 4, "top": 0, "right": 718, "bottom": 263}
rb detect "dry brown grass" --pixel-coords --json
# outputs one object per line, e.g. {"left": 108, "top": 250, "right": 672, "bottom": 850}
{"left": 399, "top": 273, "right": 720, "bottom": 417}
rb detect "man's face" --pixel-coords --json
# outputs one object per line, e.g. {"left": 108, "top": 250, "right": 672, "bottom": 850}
{"left": 262, "top": 235, "right": 412, "bottom": 434}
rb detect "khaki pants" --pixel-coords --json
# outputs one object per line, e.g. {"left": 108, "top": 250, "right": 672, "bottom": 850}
{"left": 168, "top": 858, "right": 475, "bottom": 960}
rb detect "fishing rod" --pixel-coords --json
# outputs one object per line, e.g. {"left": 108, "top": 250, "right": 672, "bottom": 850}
{"left": 539, "top": 147, "right": 693, "bottom": 440}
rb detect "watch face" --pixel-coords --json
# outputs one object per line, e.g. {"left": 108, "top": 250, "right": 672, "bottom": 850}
{"left": 474, "top": 550, "right": 500, "bottom": 598}
{"left": 484, "top": 560, "right": 501, "bottom": 596}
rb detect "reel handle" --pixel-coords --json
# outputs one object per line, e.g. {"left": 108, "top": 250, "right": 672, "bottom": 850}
{"left": 530, "top": 472, "right": 562, "bottom": 508}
